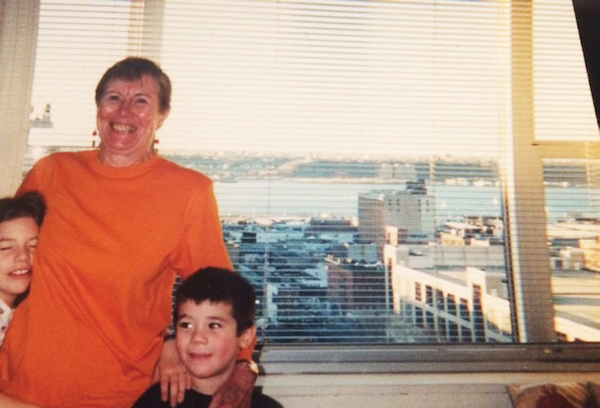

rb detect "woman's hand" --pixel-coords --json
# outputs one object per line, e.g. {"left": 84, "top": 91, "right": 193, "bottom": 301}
{"left": 208, "top": 360, "right": 258, "bottom": 408}
{"left": 153, "top": 338, "right": 192, "bottom": 407}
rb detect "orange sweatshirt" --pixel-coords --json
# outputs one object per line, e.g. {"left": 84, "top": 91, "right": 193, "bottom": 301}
{"left": 0, "top": 151, "right": 234, "bottom": 407}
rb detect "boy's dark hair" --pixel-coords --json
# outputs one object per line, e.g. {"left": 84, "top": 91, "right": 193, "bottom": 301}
{"left": 95, "top": 57, "right": 172, "bottom": 114}
{"left": 175, "top": 267, "right": 256, "bottom": 336}
{"left": 0, "top": 192, "right": 46, "bottom": 227}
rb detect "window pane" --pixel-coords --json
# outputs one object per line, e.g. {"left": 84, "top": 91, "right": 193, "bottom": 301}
{"left": 158, "top": 0, "right": 511, "bottom": 345}
{"left": 545, "top": 158, "right": 600, "bottom": 342}
{"left": 28, "top": 0, "right": 138, "bottom": 149}
{"left": 534, "top": 0, "right": 600, "bottom": 141}
{"left": 24, "top": 0, "right": 599, "bottom": 347}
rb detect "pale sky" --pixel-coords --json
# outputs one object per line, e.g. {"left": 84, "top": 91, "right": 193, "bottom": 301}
{"left": 28, "top": 0, "right": 599, "bottom": 159}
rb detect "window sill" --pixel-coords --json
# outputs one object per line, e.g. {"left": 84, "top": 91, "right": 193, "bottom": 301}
{"left": 256, "top": 343, "right": 600, "bottom": 375}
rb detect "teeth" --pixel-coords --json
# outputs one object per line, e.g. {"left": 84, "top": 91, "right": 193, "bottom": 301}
{"left": 11, "top": 270, "right": 29, "bottom": 276}
{"left": 112, "top": 123, "right": 135, "bottom": 132}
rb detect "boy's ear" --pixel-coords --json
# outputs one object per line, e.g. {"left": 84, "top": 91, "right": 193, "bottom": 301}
{"left": 239, "top": 325, "right": 257, "bottom": 349}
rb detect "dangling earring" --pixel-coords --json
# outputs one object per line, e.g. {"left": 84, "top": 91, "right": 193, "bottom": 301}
{"left": 92, "top": 130, "right": 98, "bottom": 148}
{"left": 153, "top": 138, "right": 159, "bottom": 154}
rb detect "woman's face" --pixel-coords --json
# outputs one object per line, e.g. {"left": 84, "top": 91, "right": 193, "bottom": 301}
{"left": 96, "top": 75, "right": 169, "bottom": 164}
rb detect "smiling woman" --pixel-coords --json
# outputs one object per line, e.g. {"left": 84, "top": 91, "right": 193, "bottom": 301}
{"left": 0, "top": 58, "right": 257, "bottom": 408}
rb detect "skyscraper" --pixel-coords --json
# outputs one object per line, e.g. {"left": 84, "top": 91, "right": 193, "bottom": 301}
{"left": 358, "top": 182, "right": 435, "bottom": 246}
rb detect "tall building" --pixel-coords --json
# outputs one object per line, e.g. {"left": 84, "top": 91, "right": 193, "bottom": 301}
{"left": 358, "top": 182, "right": 435, "bottom": 246}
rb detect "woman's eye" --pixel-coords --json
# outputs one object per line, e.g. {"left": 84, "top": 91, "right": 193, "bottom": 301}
{"left": 134, "top": 97, "right": 148, "bottom": 105}
{"left": 0, "top": 245, "right": 13, "bottom": 251}
{"left": 104, "top": 94, "right": 121, "bottom": 102}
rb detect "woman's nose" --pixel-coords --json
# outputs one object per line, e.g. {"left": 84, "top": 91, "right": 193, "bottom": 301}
{"left": 117, "top": 102, "right": 132, "bottom": 116}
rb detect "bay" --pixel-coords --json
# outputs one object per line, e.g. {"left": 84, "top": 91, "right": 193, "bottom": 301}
{"left": 213, "top": 179, "right": 600, "bottom": 220}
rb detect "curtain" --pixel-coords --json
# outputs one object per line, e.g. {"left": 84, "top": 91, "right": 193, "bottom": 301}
{"left": 0, "top": 0, "right": 39, "bottom": 197}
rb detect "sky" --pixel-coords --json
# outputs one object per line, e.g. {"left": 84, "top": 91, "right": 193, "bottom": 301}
{"left": 27, "top": 0, "right": 599, "bottom": 159}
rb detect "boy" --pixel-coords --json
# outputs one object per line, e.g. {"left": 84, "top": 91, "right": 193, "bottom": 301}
{"left": 133, "top": 267, "right": 283, "bottom": 408}
{"left": 0, "top": 192, "right": 46, "bottom": 345}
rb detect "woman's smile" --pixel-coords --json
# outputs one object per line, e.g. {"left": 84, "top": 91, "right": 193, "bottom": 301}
{"left": 110, "top": 123, "right": 137, "bottom": 133}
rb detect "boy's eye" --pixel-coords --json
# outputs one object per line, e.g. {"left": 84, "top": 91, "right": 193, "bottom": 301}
{"left": 209, "top": 322, "right": 222, "bottom": 330}
{"left": 178, "top": 321, "right": 193, "bottom": 330}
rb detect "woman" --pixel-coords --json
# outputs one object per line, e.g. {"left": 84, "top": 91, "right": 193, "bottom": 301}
{"left": 0, "top": 58, "right": 255, "bottom": 408}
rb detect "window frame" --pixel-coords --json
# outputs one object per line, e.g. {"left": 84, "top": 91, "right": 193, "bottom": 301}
{"left": 257, "top": 342, "right": 600, "bottom": 374}
{"left": 7, "top": 0, "right": 600, "bottom": 375}
{"left": 256, "top": 0, "right": 600, "bottom": 373}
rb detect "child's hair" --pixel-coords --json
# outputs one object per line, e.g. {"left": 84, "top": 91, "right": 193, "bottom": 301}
{"left": 175, "top": 267, "right": 256, "bottom": 336}
{"left": 0, "top": 192, "right": 46, "bottom": 227}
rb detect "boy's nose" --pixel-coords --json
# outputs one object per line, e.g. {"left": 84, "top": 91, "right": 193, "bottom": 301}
{"left": 15, "top": 246, "right": 33, "bottom": 264}
{"left": 191, "top": 329, "right": 209, "bottom": 343}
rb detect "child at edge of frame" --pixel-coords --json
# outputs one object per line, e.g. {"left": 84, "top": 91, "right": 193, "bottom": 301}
{"left": 0, "top": 191, "right": 46, "bottom": 346}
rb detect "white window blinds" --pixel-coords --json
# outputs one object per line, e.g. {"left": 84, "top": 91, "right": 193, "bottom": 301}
{"left": 24, "top": 0, "right": 600, "bottom": 346}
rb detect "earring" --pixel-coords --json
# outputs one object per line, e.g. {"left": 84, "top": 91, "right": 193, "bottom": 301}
{"left": 153, "top": 138, "right": 159, "bottom": 153}
{"left": 92, "top": 130, "right": 98, "bottom": 148}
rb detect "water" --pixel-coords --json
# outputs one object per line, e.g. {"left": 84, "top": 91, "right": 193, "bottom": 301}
{"left": 213, "top": 179, "right": 600, "bottom": 220}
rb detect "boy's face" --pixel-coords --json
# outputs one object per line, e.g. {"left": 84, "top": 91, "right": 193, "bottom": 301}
{"left": 0, "top": 217, "right": 38, "bottom": 306}
{"left": 176, "top": 299, "right": 255, "bottom": 394}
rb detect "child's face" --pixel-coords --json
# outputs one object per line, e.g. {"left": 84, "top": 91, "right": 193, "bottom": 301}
{"left": 0, "top": 217, "right": 38, "bottom": 306}
{"left": 176, "top": 299, "right": 255, "bottom": 394}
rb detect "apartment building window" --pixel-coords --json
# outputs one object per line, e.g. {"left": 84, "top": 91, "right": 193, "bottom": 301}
{"left": 4, "top": 0, "right": 600, "bottom": 372}
{"left": 459, "top": 298, "right": 471, "bottom": 322}
{"left": 425, "top": 285, "right": 434, "bottom": 307}
{"left": 426, "top": 311, "right": 435, "bottom": 328}
{"left": 438, "top": 316, "right": 447, "bottom": 339}
{"left": 415, "top": 306, "right": 424, "bottom": 327}
{"left": 449, "top": 321, "right": 459, "bottom": 343}
{"left": 447, "top": 294, "right": 457, "bottom": 316}
{"left": 472, "top": 284, "right": 485, "bottom": 342}
{"left": 435, "top": 289, "right": 445, "bottom": 311}
{"left": 461, "top": 326, "right": 473, "bottom": 343}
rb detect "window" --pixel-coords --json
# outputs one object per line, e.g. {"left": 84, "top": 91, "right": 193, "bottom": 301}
{"left": 8, "top": 0, "right": 600, "bottom": 372}
{"left": 447, "top": 294, "right": 457, "bottom": 316}
{"left": 459, "top": 298, "right": 470, "bottom": 323}
{"left": 435, "top": 289, "right": 444, "bottom": 311}
{"left": 425, "top": 286, "right": 434, "bottom": 308}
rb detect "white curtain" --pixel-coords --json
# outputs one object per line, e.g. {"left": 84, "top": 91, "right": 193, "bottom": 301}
{"left": 0, "top": 0, "right": 40, "bottom": 196}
